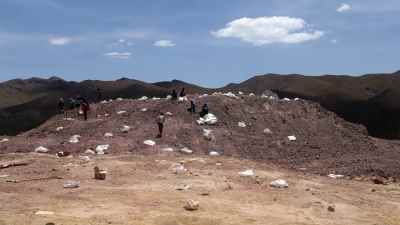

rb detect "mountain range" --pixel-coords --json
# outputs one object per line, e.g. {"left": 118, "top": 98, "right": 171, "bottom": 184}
{"left": 1, "top": 71, "right": 400, "bottom": 139}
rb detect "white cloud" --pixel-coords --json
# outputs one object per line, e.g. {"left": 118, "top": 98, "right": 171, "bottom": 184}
{"left": 48, "top": 37, "right": 73, "bottom": 46}
{"left": 104, "top": 52, "right": 132, "bottom": 59}
{"left": 211, "top": 16, "right": 324, "bottom": 46}
{"left": 337, "top": 3, "right": 351, "bottom": 13}
{"left": 153, "top": 40, "right": 176, "bottom": 47}
{"left": 331, "top": 39, "right": 338, "bottom": 44}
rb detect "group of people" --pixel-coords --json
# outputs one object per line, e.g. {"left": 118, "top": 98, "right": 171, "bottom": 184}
{"left": 57, "top": 87, "right": 210, "bottom": 139}
{"left": 58, "top": 96, "right": 90, "bottom": 121}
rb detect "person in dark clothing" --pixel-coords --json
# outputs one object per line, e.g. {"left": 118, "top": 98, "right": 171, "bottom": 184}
{"left": 200, "top": 103, "right": 209, "bottom": 117}
{"left": 96, "top": 88, "right": 102, "bottom": 101}
{"left": 156, "top": 112, "right": 166, "bottom": 138}
{"left": 171, "top": 89, "right": 178, "bottom": 100}
{"left": 58, "top": 98, "right": 67, "bottom": 119}
{"left": 179, "top": 88, "right": 186, "bottom": 97}
{"left": 187, "top": 100, "right": 196, "bottom": 114}
{"left": 81, "top": 100, "right": 90, "bottom": 121}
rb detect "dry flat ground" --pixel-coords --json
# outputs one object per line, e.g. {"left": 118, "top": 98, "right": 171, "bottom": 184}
{"left": 0, "top": 152, "right": 399, "bottom": 225}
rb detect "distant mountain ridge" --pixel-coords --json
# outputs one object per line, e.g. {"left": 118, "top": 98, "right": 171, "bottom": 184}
{"left": 1, "top": 71, "right": 400, "bottom": 139}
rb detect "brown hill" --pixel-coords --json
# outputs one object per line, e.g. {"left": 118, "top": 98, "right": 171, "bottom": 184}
{"left": 2, "top": 93, "right": 400, "bottom": 179}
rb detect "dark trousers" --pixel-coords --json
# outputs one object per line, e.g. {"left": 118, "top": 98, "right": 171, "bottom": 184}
{"left": 83, "top": 110, "right": 88, "bottom": 121}
{"left": 157, "top": 123, "right": 164, "bottom": 137}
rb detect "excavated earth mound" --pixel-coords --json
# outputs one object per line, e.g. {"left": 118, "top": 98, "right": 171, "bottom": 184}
{"left": 1, "top": 93, "right": 400, "bottom": 179}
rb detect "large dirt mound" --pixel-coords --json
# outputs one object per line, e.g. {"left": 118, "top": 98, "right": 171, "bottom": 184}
{"left": 2, "top": 93, "right": 400, "bottom": 178}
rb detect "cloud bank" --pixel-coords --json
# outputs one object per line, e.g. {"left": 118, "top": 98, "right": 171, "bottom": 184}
{"left": 211, "top": 16, "right": 324, "bottom": 46}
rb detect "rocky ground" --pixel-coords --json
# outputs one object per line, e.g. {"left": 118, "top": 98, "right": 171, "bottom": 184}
{"left": 1, "top": 92, "right": 400, "bottom": 224}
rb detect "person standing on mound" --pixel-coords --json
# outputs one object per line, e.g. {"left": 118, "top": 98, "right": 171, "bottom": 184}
{"left": 156, "top": 112, "right": 166, "bottom": 138}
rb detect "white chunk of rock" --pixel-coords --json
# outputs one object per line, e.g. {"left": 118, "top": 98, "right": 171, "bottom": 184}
{"left": 144, "top": 140, "right": 156, "bottom": 146}
{"left": 117, "top": 110, "right": 127, "bottom": 115}
{"left": 328, "top": 174, "right": 345, "bottom": 179}
{"left": 56, "top": 127, "right": 64, "bottom": 132}
{"left": 95, "top": 145, "right": 110, "bottom": 155}
{"left": 121, "top": 125, "right": 131, "bottom": 133}
{"left": 180, "top": 147, "right": 193, "bottom": 154}
{"left": 239, "top": 169, "right": 254, "bottom": 177}
{"left": 35, "top": 146, "right": 49, "bottom": 153}
{"left": 104, "top": 133, "right": 113, "bottom": 138}
{"left": 209, "top": 151, "right": 220, "bottom": 156}
{"left": 238, "top": 122, "right": 247, "bottom": 128}
{"left": 270, "top": 179, "right": 289, "bottom": 188}
{"left": 69, "top": 135, "right": 81, "bottom": 144}
{"left": 288, "top": 135, "right": 297, "bottom": 141}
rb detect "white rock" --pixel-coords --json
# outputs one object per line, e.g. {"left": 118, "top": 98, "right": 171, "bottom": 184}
{"left": 152, "top": 97, "right": 161, "bottom": 100}
{"left": 239, "top": 169, "right": 254, "bottom": 177}
{"left": 178, "top": 96, "right": 188, "bottom": 102}
{"left": 138, "top": 96, "right": 148, "bottom": 101}
{"left": 79, "top": 156, "right": 90, "bottom": 162}
{"left": 165, "top": 112, "right": 173, "bottom": 116}
{"left": 197, "top": 113, "right": 218, "bottom": 125}
{"left": 35, "top": 211, "right": 55, "bottom": 215}
{"left": 238, "top": 91, "right": 244, "bottom": 95}
{"left": 101, "top": 100, "right": 108, "bottom": 104}
{"left": 0, "top": 138, "right": 9, "bottom": 143}
{"left": 121, "top": 125, "right": 131, "bottom": 133}
{"left": 117, "top": 110, "right": 127, "bottom": 115}
{"left": 328, "top": 174, "right": 345, "bottom": 179}
{"left": 270, "top": 179, "right": 289, "bottom": 188}
{"left": 35, "top": 146, "right": 49, "bottom": 153}
{"left": 263, "top": 128, "right": 273, "bottom": 134}
{"left": 269, "top": 96, "right": 277, "bottom": 100}
{"left": 166, "top": 95, "right": 172, "bottom": 100}
{"left": 223, "top": 92, "right": 239, "bottom": 99}
{"left": 85, "top": 149, "right": 96, "bottom": 155}
{"left": 294, "top": 98, "right": 300, "bottom": 101}
{"left": 144, "top": 140, "right": 156, "bottom": 146}
{"left": 288, "top": 135, "right": 297, "bottom": 141}
{"left": 249, "top": 93, "right": 255, "bottom": 97}
{"left": 69, "top": 135, "right": 81, "bottom": 144}
{"left": 180, "top": 147, "right": 193, "bottom": 154}
{"left": 56, "top": 127, "right": 64, "bottom": 132}
{"left": 116, "top": 98, "right": 123, "bottom": 101}
{"left": 65, "top": 117, "right": 75, "bottom": 121}
{"left": 282, "top": 98, "right": 291, "bottom": 102}
{"left": 238, "top": 122, "right": 247, "bottom": 128}
{"left": 95, "top": 145, "right": 110, "bottom": 155}
{"left": 63, "top": 180, "right": 80, "bottom": 188}
{"left": 104, "top": 132, "right": 113, "bottom": 138}
{"left": 104, "top": 113, "right": 110, "bottom": 117}
{"left": 141, "top": 108, "right": 148, "bottom": 112}
{"left": 202, "top": 129, "right": 214, "bottom": 141}
{"left": 209, "top": 151, "right": 220, "bottom": 156}
{"left": 170, "top": 163, "right": 187, "bottom": 174}
{"left": 184, "top": 199, "right": 199, "bottom": 211}
{"left": 162, "top": 147, "right": 174, "bottom": 152}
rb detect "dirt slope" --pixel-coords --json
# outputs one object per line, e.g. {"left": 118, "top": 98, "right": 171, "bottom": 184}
{"left": 2, "top": 93, "right": 400, "bottom": 179}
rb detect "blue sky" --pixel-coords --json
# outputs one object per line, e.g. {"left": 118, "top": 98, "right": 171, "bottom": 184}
{"left": 0, "top": 0, "right": 399, "bottom": 87}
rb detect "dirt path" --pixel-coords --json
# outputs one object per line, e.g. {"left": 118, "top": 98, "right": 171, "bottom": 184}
{"left": 0, "top": 153, "right": 399, "bottom": 225}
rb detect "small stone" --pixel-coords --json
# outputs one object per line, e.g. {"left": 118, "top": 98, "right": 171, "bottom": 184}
{"left": 94, "top": 167, "right": 107, "bottom": 180}
{"left": 144, "top": 140, "right": 156, "bottom": 146}
{"left": 85, "top": 149, "right": 96, "bottom": 155}
{"left": 63, "top": 180, "right": 80, "bottom": 188}
{"left": 239, "top": 169, "right": 254, "bottom": 177}
{"left": 327, "top": 205, "right": 335, "bottom": 212}
{"left": 180, "top": 147, "right": 193, "bottom": 154}
{"left": 104, "top": 133, "right": 113, "bottom": 138}
{"left": 238, "top": 122, "right": 247, "bottom": 128}
{"left": 287, "top": 135, "right": 297, "bottom": 141}
{"left": 35, "top": 146, "right": 49, "bottom": 153}
{"left": 35, "top": 211, "right": 54, "bottom": 215}
{"left": 270, "top": 179, "right": 289, "bottom": 188}
{"left": 184, "top": 200, "right": 199, "bottom": 211}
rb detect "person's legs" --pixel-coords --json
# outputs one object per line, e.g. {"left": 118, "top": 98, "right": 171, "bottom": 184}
{"left": 157, "top": 123, "right": 163, "bottom": 137}
{"left": 84, "top": 110, "right": 88, "bottom": 121}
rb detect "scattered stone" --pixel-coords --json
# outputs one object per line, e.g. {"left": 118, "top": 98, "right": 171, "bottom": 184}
{"left": 175, "top": 184, "right": 191, "bottom": 191}
{"left": 209, "top": 151, "right": 220, "bottom": 156}
{"left": 371, "top": 176, "right": 388, "bottom": 185}
{"left": 56, "top": 127, "right": 64, "bottom": 132}
{"left": 138, "top": 96, "right": 148, "bottom": 101}
{"left": 116, "top": 98, "right": 123, "bottom": 101}
{"left": 0, "top": 174, "right": 10, "bottom": 178}
{"left": 223, "top": 92, "right": 239, "bottom": 99}
{"left": 238, "top": 91, "right": 244, "bottom": 95}
{"left": 287, "top": 135, "right": 297, "bottom": 141}
{"left": 56, "top": 151, "right": 70, "bottom": 158}
{"left": 95, "top": 145, "right": 110, "bottom": 155}
{"left": 101, "top": 100, "right": 108, "bottom": 104}
{"left": 166, "top": 95, "right": 172, "bottom": 100}
{"left": 180, "top": 147, "right": 193, "bottom": 154}
{"left": 282, "top": 98, "right": 291, "bottom": 102}
{"left": 35, "top": 211, "right": 55, "bottom": 216}
{"left": 238, "top": 122, "right": 247, "bottom": 128}
{"left": 170, "top": 163, "right": 187, "bottom": 174}
{"left": 104, "top": 132, "right": 114, "bottom": 138}
{"left": 85, "top": 149, "right": 96, "bottom": 155}
{"left": 35, "top": 146, "right": 49, "bottom": 153}
{"left": 144, "top": 140, "right": 156, "bottom": 146}
{"left": 294, "top": 98, "right": 300, "bottom": 101}
{"left": 249, "top": 93, "right": 255, "bottom": 97}
{"left": 239, "top": 169, "right": 254, "bottom": 177}
{"left": 117, "top": 110, "right": 127, "bottom": 115}
{"left": 63, "top": 180, "right": 80, "bottom": 188}
{"left": 94, "top": 167, "right": 107, "bottom": 180}
{"left": 162, "top": 147, "right": 174, "bottom": 152}
{"left": 69, "top": 135, "right": 81, "bottom": 144}
{"left": 261, "top": 90, "right": 279, "bottom": 99}
{"left": 165, "top": 112, "right": 173, "bottom": 116}
{"left": 141, "top": 108, "right": 148, "bottom": 112}
{"left": 79, "top": 156, "right": 90, "bottom": 162}
{"left": 121, "top": 125, "right": 131, "bottom": 133}
{"left": 0, "top": 138, "right": 9, "bottom": 143}
{"left": 327, "top": 205, "right": 335, "bottom": 212}
{"left": 184, "top": 200, "right": 199, "bottom": 211}
{"left": 328, "top": 174, "right": 345, "bottom": 179}
{"left": 216, "top": 162, "right": 222, "bottom": 166}
{"left": 197, "top": 113, "right": 218, "bottom": 125}
{"left": 263, "top": 128, "right": 273, "bottom": 134}
{"left": 270, "top": 179, "right": 289, "bottom": 188}
{"left": 202, "top": 129, "right": 214, "bottom": 141}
